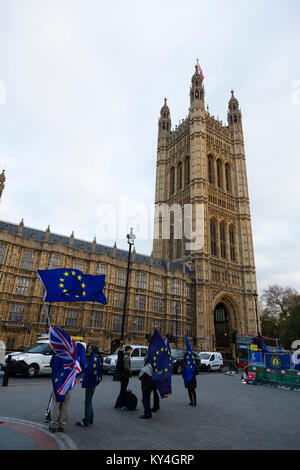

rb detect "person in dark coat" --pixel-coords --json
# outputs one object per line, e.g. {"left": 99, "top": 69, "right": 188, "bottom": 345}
{"left": 115, "top": 345, "right": 132, "bottom": 410}
{"left": 138, "top": 360, "right": 157, "bottom": 419}
{"left": 184, "top": 353, "right": 199, "bottom": 407}
{"left": 76, "top": 344, "right": 102, "bottom": 427}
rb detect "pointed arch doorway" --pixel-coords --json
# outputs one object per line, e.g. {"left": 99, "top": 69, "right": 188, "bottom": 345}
{"left": 214, "top": 302, "right": 230, "bottom": 349}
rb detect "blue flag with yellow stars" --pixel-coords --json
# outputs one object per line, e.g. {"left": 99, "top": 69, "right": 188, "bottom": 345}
{"left": 182, "top": 335, "right": 197, "bottom": 387}
{"left": 37, "top": 268, "right": 107, "bottom": 304}
{"left": 147, "top": 329, "right": 173, "bottom": 398}
{"left": 265, "top": 352, "right": 291, "bottom": 371}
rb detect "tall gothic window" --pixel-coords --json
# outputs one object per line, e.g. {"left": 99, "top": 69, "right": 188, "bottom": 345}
{"left": 225, "top": 163, "right": 231, "bottom": 193}
{"left": 217, "top": 159, "right": 223, "bottom": 189}
{"left": 170, "top": 167, "right": 175, "bottom": 195}
{"left": 229, "top": 225, "right": 236, "bottom": 262}
{"left": 210, "top": 219, "right": 217, "bottom": 256}
{"left": 208, "top": 155, "right": 215, "bottom": 184}
{"left": 177, "top": 162, "right": 182, "bottom": 191}
{"left": 220, "top": 222, "right": 226, "bottom": 259}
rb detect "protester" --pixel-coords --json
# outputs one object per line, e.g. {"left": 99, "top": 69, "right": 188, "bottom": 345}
{"left": 114, "top": 345, "right": 132, "bottom": 410}
{"left": 138, "top": 359, "right": 159, "bottom": 419}
{"left": 49, "top": 354, "right": 72, "bottom": 433}
{"left": 184, "top": 352, "right": 199, "bottom": 407}
{"left": 151, "top": 384, "right": 160, "bottom": 413}
{"left": 76, "top": 344, "right": 102, "bottom": 427}
{"left": 48, "top": 325, "right": 85, "bottom": 433}
{"left": 2, "top": 355, "right": 12, "bottom": 387}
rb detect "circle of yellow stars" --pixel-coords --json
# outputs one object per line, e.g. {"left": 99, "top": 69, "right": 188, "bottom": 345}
{"left": 186, "top": 350, "right": 196, "bottom": 370}
{"left": 153, "top": 346, "right": 173, "bottom": 375}
{"left": 58, "top": 270, "right": 87, "bottom": 298}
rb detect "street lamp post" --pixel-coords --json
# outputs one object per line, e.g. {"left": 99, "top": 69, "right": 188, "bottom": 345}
{"left": 253, "top": 292, "right": 259, "bottom": 334}
{"left": 120, "top": 228, "right": 136, "bottom": 343}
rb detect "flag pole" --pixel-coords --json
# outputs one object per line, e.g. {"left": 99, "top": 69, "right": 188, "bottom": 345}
{"left": 37, "top": 272, "right": 52, "bottom": 334}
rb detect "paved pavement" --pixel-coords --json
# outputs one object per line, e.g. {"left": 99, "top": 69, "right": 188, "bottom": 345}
{"left": 0, "top": 370, "right": 300, "bottom": 451}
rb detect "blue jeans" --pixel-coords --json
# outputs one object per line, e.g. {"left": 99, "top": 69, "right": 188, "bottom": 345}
{"left": 84, "top": 387, "right": 96, "bottom": 424}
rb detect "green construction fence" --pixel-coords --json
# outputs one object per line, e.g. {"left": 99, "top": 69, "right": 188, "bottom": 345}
{"left": 246, "top": 366, "right": 300, "bottom": 388}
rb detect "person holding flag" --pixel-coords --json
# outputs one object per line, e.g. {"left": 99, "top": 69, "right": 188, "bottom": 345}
{"left": 77, "top": 344, "right": 102, "bottom": 427}
{"left": 182, "top": 335, "right": 199, "bottom": 407}
{"left": 49, "top": 324, "right": 86, "bottom": 433}
{"left": 146, "top": 329, "right": 173, "bottom": 399}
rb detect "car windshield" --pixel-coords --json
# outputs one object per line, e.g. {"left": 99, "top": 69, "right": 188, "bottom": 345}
{"left": 23, "top": 343, "right": 49, "bottom": 354}
{"left": 171, "top": 349, "right": 185, "bottom": 358}
{"left": 200, "top": 353, "right": 211, "bottom": 360}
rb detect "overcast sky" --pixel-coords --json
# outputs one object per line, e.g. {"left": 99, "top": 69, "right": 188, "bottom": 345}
{"left": 0, "top": 0, "right": 299, "bottom": 294}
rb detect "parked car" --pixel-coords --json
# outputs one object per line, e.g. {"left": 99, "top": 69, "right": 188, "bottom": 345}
{"left": 170, "top": 349, "right": 186, "bottom": 374}
{"left": 2, "top": 336, "right": 86, "bottom": 378}
{"left": 171, "top": 349, "right": 200, "bottom": 374}
{"left": 102, "top": 344, "right": 148, "bottom": 374}
{"left": 199, "top": 352, "right": 223, "bottom": 372}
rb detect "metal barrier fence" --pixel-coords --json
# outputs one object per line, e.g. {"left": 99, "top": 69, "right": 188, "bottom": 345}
{"left": 247, "top": 366, "right": 300, "bottom": 388}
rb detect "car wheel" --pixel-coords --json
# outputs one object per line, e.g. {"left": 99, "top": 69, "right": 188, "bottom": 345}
{"left": 207, "top": 365, "right": 211, "bottom": 372}
{"left": 26, "top": 365, "right": 38, "bottom": 378}
{"left": 219, "top": 365, "right": 223, "bottom": 372}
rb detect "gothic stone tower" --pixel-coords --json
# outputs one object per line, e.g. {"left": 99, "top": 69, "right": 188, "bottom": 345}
{"left": 153, "top": 62, "right": 258, "bottom": 352}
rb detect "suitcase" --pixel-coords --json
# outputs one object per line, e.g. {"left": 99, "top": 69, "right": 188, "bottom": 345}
{"left": 124, "top": 390, "right": 138, "bottom": 410}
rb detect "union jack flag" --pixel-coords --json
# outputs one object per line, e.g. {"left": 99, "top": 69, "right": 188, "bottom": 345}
{"left": 50, "top": 324, "right": 85, "bottom": 400}
{"left": 50, "top": 324, "right": 77, "bottom": 362}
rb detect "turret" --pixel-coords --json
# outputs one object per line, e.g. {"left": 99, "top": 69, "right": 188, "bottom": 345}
{"left": 190, "top": 59, "right": 205, "bottom": 111}
{"left": 158, "top": 98, "right": 171, "bottom": 141}
{"left": 227, "top": 90, "right": 243, "bottom": 136}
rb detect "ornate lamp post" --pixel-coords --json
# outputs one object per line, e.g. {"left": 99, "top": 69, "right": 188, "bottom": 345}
{"left": 253, "top": 292, "right": 259, "bottom": 334}
{"left": 120, "top": 228, "right": 136, "bottom": 342}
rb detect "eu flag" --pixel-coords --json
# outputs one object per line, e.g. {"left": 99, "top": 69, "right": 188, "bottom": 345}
{"left": 147, "top": 329, "right": 173, "bottom": 398}
{"left": 182, "top": 335, "right": 197, "bottom": 387}
{"left": 37, "top": 268, "right": 107, "bottom": 304}
{"left": 265, "top": 352, "right": 291, "bottom": 371}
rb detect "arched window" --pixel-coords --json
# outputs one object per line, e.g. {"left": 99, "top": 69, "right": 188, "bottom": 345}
{"left": 220, "top": 222, "right": 226, "bottom": 259}
{"left": 210, "top": 219, "right": 217, "bottom": 256}
{"left": 229, "top": 225, "right": 236, "bottom": 262}
{"left": 208, "top": 155, "right": 215, "bottom": 184}
{"left": 184, "top": 157, "right": 190, "bottom": 186}
{"left": 169, "top": 212, "right": 174, "bottom": 261}
{"left": 170, "top": 167, "right": 175, "bottom": 195}
{"left": 217, "top": 159, "right": 223, "bottom": 189}
{"left": 225, "top": 163, "right": 231, "bottom": 193}
{"left": 177, "top": 162, "right": 182, "bottom": 191}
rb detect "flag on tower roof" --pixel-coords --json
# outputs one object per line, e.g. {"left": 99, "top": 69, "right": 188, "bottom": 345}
{"left": 196, "top": 59, "right": 204, "bottom": 80}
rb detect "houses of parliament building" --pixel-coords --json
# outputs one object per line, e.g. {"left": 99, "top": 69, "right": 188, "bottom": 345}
{"left": 0, "top": 63, "right": 259, "bottom": 354}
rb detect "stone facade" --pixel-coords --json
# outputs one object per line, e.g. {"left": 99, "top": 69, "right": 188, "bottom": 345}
{"left": 153, "top": 63, "right": 258, "bottom": 352}
{"left": 0, "top": 220, "right": 193, "bottom": 352}
{"left": 0, "top": 63, "right": 258, "bottom": 354}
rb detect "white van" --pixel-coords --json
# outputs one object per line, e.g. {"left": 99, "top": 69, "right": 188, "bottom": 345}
{"left": 3, "top": 336, "right": 86, "bottom": 378}
{"left": 199, "top": 351, "right": 223, "bottom": 372}
{"left": 102, "top": 345, "right": 148, "bottom": 374}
